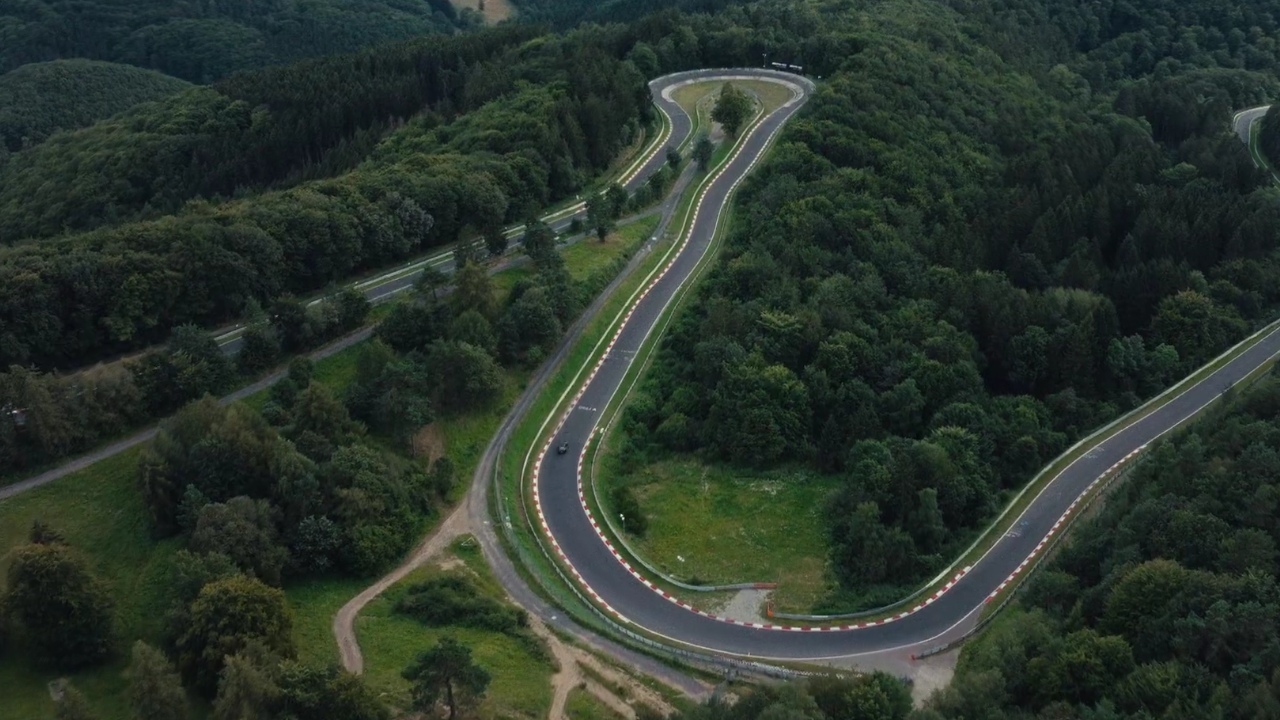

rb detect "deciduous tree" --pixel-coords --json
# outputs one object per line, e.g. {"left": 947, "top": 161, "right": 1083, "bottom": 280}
{"left": 4, "top": 543, "right": 114, "bottom": 669}
{"left": 692, "top": 135, "right": 713, "bottom": 171}
{"left": 127, "top": 641, "right": 189, "bottom": 720}
{"left": 177, "top": 575, "right": 294, "bottom": 695}
{"left": 711, "top": 83, "right": 751, "bottom": 137}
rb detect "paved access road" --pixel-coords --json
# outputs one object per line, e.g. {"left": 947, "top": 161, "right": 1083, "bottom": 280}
{"left": 527, "top": 76, "right": 1280, "bottom": 662}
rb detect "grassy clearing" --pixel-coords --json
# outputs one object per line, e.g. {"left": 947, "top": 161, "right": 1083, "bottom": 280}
{"left": 354, "top": 535, "right": 554, "bottom": 719}
{"left": 239, "top": 337, "right": 367, "bottom": 413}
{"left": 448, "top": 0, "right": 514, "bottom": 23}
{"left": 0, "top": 447, "right": 184, "bottom": 720}
{"left": 671, "top": 82, "right": 716, "bottom": 116}
{"left": 287, "top": 576, "right": 369, "bottom": 667}
{"left": 438, "top": 372, "right": 527, "bottom": 502}
{"left": 608, "top": 454, "right": 838, "bottom": 612}
{"left": 566, "top": 688, "right": 627, "bottom": 720}
{"left": 563, "top": 216, "right": 662, "bottom": 282}
{"left": 672, "top": 79, "right": 795, "bottom": 123}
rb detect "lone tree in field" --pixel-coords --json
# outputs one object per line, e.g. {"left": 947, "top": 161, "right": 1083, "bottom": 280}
{"left": 176, "top": 575, "right": 294, "bottom": 695}
{"left": 402, "top": 636, "right": 490, "bottom": 719}
{"left": 586, "top": 190, "right": 614, "bottom": 240}
{"left": 585, "top": 192, "right": 615, "bottom": 243}
{"left": 692, "top": 135, "right": 714, "bottom": 171}
{"left": 520, "top": 219, "right": 558, "bottom": 267}
{"left": 711, "top": 82, "right": 752, "bottom": 137}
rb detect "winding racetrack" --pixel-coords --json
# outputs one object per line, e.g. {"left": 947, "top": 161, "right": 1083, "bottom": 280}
{"left": 524, "top": 72, "right": 1280, "bottom": 662}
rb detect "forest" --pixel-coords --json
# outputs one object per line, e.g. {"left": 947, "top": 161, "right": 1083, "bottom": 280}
{"left": 0, "top": 23, "right": 652, "bottom": 371}
{"left": 0, "top": 59, "right": 191, "bottom": 153}
{"left": 919, "top": 371, "right": 1280, "bottom": 720}
{"left": 615, "top": 0, "right": 1280, "bottom": 608}
{"left": 0, "top": 0, "right": 473, "bottom": 83}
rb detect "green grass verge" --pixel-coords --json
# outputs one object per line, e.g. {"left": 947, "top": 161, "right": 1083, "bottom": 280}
{"left": 354, "top": 535, "right": 554, "bottom": 719}
{"left": 492, "top": 221, "right": 688, "bottom": 642}
{"left": 562, "top": 217, "right": 662, "bottom": 282}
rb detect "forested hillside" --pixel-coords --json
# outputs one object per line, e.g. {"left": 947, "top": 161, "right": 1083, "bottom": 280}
{"left": 922, "top": 372, "right": 1280, "bottom": 720}
{"left": 615, "top": 0, "right": 1280, "bottom": 609}
{"left": 0, "top": 59, "right": 190, "bottom": 154}
{"left": 0, "top": 0, "right": 474, "bottom": 83}
{"left": 0, "top": 24, "right": 651, "bottom": 370}
{"left": 508, "top": 0, "right": 736, "bottom": 28}
{"left": 0, "top": 25, "right": 540, "bottom": 242}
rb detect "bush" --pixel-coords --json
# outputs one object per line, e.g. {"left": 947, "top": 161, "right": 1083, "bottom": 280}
{"left": 395, "top": 573, "right": 527, "bottom": 635}
{"left": 609, "top": 485, "right": 648, "bottom": 537}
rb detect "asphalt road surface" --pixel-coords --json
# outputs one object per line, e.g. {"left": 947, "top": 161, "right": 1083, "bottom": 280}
{"left": 526, "top": 78, "right": 1280, "bottom": 662}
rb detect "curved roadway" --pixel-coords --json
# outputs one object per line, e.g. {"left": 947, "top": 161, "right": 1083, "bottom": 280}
{"left": 528, "top": 72, "right": 1280, "bottom": 661}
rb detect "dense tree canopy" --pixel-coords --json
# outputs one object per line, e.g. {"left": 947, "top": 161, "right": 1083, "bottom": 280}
{"left": 0, "top": 24, "right": 652, "bottom": 372}
{"left": 0, "top": 59, "right": 191, "bottom": 153}
{"left": 0, "top": 0, "right": 473, "bottom": 83}
{"left": 176, "top": 575, "right": 294, "bottom": 694}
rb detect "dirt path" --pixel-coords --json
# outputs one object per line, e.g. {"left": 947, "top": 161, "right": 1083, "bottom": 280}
{"left": 335, "top": 515, "right": 685, "bottom": 720}
{"left": 536, "top": 613, "right": 674, "bottom": 720}
{"left": 543, "top": 617, "right": 588, "bottom": 720}
{"left": 333, "top": 504, "right": 472, "bottom": 674}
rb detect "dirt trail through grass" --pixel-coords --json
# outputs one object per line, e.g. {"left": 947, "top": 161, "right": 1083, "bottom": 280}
{"left": 333, "top": 504, "right": 473, "bottom": 673}
{"left": 541, "top": 613, "right": 675, "bottom": 720}
{"left": 336, "top": 500, "right": 685, "bottom": 719}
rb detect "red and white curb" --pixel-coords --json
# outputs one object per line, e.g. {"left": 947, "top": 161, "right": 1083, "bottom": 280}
{"left": 983, "top": 443, "right": 1147, "bottom": 602}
